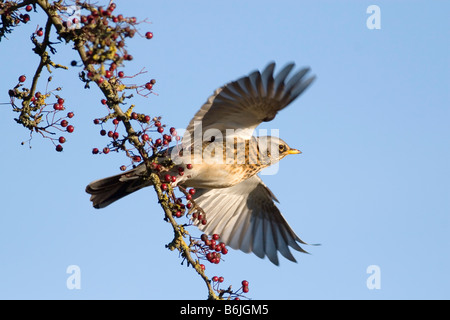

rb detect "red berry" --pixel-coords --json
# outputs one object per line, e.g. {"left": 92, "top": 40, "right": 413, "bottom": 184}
{"left": 142, "top": 133, "right": 150, "bottom": 141}
{"left": 186, "top": 194, "right": 192, "bottom": 201}
{"left": 107, "top": 131, "right": 113, "bottom": 137}
{"left": 101, "top": 99, "right": 107, "bottom": 105}
{"left": 200, "top": 234, "right": 208, "bottom": 242}
{"left": 175, "top": 211, "right": 182, "bottom": 218}
{"left": 118, "top": 71, "right": 124, "bottom": 78}
{"left": 18, "top": 75, "right": 26, "bottom": 82}
{"left": 150, "top": 79, "right": 156, "bottom": 84}
{"left": 55, "top": 144, "right": 63, "bottom": 152}
{"left": 100, "top": 130, "right": 106, "bottom": 136}
{"left": 113, "top": 118, "right": 119, "bottom": 125}
{"left": 242, "top": 286, "right": 249, "bottom": 293}
{"left": 103, "top": 147, "right": 110, "bottom": 154}
{"left": 200, "top": 264, "right": 205, "bottom": 271}
{"left": 113, "top": 132, "right": 119, "bottom": 140}
{"left": 242, "top": 280, "right": 249, "bottom": 287}
{"left": 133, "top": 155, "right": 141, "bottom": 162}
{"left": 157, "top": 127, "right": 164, "bottom": 134}
{"left": 221, "top": 247, "right": 228, "bottom": 255}
{"left": 67, "top": 125, "right": 74, "bottom": 133}
{"left": 189, "top": 188, "right": 196, "bottom": 195}
{"left": 145, "top": 82, "right": 153, "bottom": 90}
{"left": 105, "top": 70, "right": 112, "bottom": 78}
{"left": 145, "top": 31, "right": 153, "bottom": 39}
{"left": 171, "top": 176, "right": 177, "bottom": 183}
{"left": 201, "top": 219, "right": 207, "bottom": 225}
{"left": 212, "top": 234, "right": 219, "bottom": 241}
{"left": 186, "top": 164, "right": 193, "bottom": 170}
{"left": 130, "top": 112, "right": 138, "bottom": 120}
{"left": 25, "top": 5, "right": 32, "bottom": 12}
{"left": 67, "top": 112, "right": 74, "bottom": 118}
{"left": 61, "top": 120, "right": 68, "bottom": 127}
{"left": 94, "top": 119, "right": 100, "bottom": 125}
{"left": 218, "top": 276, "right": 224, "bottom": 283}
{"left": 154, "top": 138, "right": 162, "bottom": 146}
{"left": 212, "top": 276, "right": 219, "bottom": 282}
{"left": 144, "top": 115, "right": 151, "bottom": 123}
{"left": 22, "top": 14, "right": 30, "bottom": 23}
{"left": 58, "top": 98, "right": 64, "bottom": 105}
{"left": 92, "top": 148, "right": 99, "bottom": 154}
{"left": 164, "top": 174, "right": 171, "bottom": 182}
{"left": 154, "top": 121, "right": 161, "bottom": 127}
{"left": 36, "top": 28, "right": 43, "bottom": 37}
{"left": 58, "top": 136, "right": 66, "bottom": 144}
{"left": 120, "top": 165, "right": 127, "bottom": 171}
{"left": 161, "top": 183, "right": 168, "bottom": 191}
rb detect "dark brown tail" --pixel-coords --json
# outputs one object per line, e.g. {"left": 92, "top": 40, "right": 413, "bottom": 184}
{"left": 86, "top": 165, "right": 151, "bottom": 209}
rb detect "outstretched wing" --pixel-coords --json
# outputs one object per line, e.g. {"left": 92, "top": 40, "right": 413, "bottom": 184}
{"left": 184, "top": 62, "right": 315, "bottom": 141}
{"left": 192, "top": 175, "right": 308, "bottom": 265}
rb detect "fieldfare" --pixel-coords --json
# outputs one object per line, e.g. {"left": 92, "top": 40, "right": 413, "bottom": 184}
{"left": 86, "top": 62, "right": 315, "bottom": 265}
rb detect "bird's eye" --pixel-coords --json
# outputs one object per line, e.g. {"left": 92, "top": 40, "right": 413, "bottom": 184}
{"left": 278, "top": 144, "right": 286, "bottom": 152}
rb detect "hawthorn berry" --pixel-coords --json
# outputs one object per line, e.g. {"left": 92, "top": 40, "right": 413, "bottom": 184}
{"left": 120, "top": 165, "right": 127, "bottom": 171}
{"left": 60, "top": 120, "right": 68, "bottom": 127}
{"left": 133, "top": 156, "right": 142, "bottom": 162}
{"left": 164, "top": 174, "right": 172, "bottom": 182}
{"left": 67, "top": 125, "right": 74, "bottom": 133}
{"left": 58, "top": 137, "right": 66, "bottom": 144}
{"left": 141, "top": 133, "right": 150, "bottom": 141}
{"left": 157, "top": 127, "right": 164, "bottom": 134}
{"left": 67, "top": 112, "right": 74, "bottom": 118}
{"left": 92, "top": 148, "right": 99, "bottom": 154}
{"left": 130, "top": 112, "right": 138, "bottom": 120}
{"left": 189, "top": 188, "right": 196, "bottom": 195}
{"left": 144, "top": 115, "right": 151, "bottom": 123}
{"left": 242, "top": 286, "right": 249, "bottom": 293}
{"left": 18, "top": 75, "right": 26, "bottom": 82}
{"left": 186, "top": 194, "right": 192, "bottom": 201}
{"left": 218, "top": 277, "right": 224, "bottom": 283}
{"left": 55, "top": 144, "right": 63, "bottom": 152}
{"left": 145, "top": 82, "right": 153, "bottom": 90}
{"left": 113, "top": 132, "right": 119, "bottom": 140}
{"left": 154, "top": 138, "right": 162, "bottom": 146}
{"left": 22, "top": 14, "right": 30, "bottom": 23}
{"left": 118, "top": 71, "right": 124, "bottom": 78}
{"left": 212, "top": 276, "right": 219, "bottom": 282}
{"left": 101, "top": 99, "right": 107, "bottom": 105}
{"left": 36, "top": 28, "right": 43, "bottom": 37}
{"left": 186, "top": 164, "right": 193, "bottom": 170}
{"left": 25, "top": 5, "right": 32, "bottom": 12}
{"left": 145, "top": 32, "right": 153, "bottom": 39}
{"left": 103, "top": 147, "right": 110, "bottom": 154}
{"left": 212, "top": 234, "right": 219, "bottom": 241}
{"left": 161, "top": 183, "right": 168, "bottom": 191}
{"left": 242, "top": 280, "right": 249, "bottom": 287}
{"left": 200, "top": 264, "right": 205, "bottom": 271}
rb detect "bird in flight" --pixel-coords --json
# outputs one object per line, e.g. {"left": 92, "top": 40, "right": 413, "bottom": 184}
{"left": 86, "top": 62, "right": 315, "bottom": 265}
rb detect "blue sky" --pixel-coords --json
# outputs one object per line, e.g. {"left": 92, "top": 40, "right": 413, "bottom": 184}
{"left": 0, "top": 1, "right": 449, "bottom": 299}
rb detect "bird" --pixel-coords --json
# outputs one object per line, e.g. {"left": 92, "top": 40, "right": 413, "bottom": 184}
{"left": 86, "top": 62, "right": 316, "bottom": 265}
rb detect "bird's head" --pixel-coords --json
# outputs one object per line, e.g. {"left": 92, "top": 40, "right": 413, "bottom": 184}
{"left": 257, "top": 136, "right": 301, "bottom": 165}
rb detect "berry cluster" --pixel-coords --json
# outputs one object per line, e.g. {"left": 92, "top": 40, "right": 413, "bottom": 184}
{"left": 210, "top": 277, "right": 250, "bottom": 300}
{"left": 191, "top": 234, "right": 229, "bottom": 266}
{"left": 69, "top": 2, "right": 153, "bottom": 89}
{"left": 9, "top": 75, "right": 75, "bottom": 151}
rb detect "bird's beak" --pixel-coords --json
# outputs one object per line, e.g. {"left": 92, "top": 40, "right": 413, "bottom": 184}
{"left": 288, "top": 148, "right": 302, "bottom": 155}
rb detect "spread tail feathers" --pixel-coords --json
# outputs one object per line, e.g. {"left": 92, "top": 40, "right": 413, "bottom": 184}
{"left": 86, "top": 165, "right": 150, "bottom": 209}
